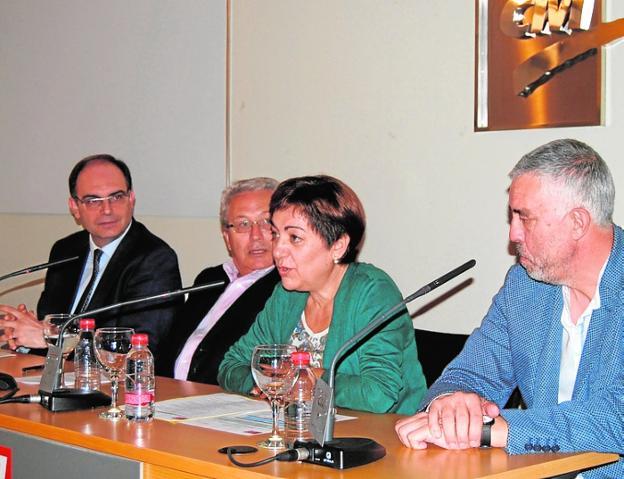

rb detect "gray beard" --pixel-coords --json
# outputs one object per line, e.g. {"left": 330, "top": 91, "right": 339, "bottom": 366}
{"left": 515, "top": 244, "right": 563, "bottom": 286}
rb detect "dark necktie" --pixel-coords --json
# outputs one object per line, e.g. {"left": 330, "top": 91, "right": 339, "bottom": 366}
{"left": 74, "top": 249, "right": 103, "bottom": 314}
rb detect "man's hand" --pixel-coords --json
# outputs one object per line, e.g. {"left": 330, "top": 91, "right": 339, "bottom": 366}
{"left": 427, "top": 391, "right": 500, "bottom": 449}
{"left": 395, "top": 412, "right": 452, "bottom": 450}
{"left": 0, "top": 304, "right": 46, "bottom": 349}
{"left": 396, "top": 391, "right": 505, "bottom": 450}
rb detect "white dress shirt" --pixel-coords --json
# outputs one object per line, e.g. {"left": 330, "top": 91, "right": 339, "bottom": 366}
{"left": 558, "top": 261, "right": 606, "bottom": 404}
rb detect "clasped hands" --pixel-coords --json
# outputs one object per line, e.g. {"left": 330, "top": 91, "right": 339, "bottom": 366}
{"left": 0, "top": 304, "right": 46, "bottom": 349}
{"left": 395, "top": 391, "right": 508, "bottom": 450}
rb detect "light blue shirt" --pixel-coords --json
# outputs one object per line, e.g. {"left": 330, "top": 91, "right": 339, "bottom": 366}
{"left": 70, "top": 222, "right": 132, "bottom": 313}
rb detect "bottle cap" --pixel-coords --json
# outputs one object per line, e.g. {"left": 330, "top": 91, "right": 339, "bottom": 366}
{"left": 291, "top": 351, "right": 311, "bottom": 365}
{"left": 79, "top": 318, "right": 95, "bottom": 330}
{"left": 131, "top": 333, "right": 149, "bottom": 346}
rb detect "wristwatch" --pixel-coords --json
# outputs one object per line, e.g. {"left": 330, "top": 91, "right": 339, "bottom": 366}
{"left": 480, "top": 416, "right": 495, "bottom": 448}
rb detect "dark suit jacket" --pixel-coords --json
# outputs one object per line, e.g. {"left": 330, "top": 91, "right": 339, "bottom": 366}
{"left": 158, "top": 265, "right": 280, "bottom": 383}
{"left": 37, "top": 220, "right": 183, "bottom": 362}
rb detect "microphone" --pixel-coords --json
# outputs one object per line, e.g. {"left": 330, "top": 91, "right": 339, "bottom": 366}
{"left": 0, "top": 256, "right": 80, "bottom": 282}
{"left": 37, "top": 280, "right": 225, "bottom": 412}
{"left": 299, "top": 259, "right": 476, "bottom": 469}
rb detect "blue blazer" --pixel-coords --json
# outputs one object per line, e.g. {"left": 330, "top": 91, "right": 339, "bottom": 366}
{"left": 424, "top": 225, "right": 624, "bottom": 478}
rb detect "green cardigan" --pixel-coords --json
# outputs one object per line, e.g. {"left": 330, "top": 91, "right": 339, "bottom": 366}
{"left": 217, "top": 262, "right": 426, "bottom": 414}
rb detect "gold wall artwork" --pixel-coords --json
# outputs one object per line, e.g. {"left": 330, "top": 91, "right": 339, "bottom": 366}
{"left": 475, "top": 0, "right": 624, "bottom": 131}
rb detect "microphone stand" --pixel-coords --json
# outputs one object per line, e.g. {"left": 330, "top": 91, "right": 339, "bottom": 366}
{"left": 0, "top": 256, "right": 80, "bottom": 282}
{"left": 38, "top": 280, "right": 225, "bottom": 412}
{"left": 301, "top": 259, "right": 476, "bottom": 469}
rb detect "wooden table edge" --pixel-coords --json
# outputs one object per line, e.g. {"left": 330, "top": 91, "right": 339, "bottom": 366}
{"left": 0, "top": 413, "right": 279, "bottom": 478}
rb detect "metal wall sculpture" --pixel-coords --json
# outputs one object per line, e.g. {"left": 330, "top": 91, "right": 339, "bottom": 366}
{"left": 475, "top": 0, "right": 623, "bottom": 131}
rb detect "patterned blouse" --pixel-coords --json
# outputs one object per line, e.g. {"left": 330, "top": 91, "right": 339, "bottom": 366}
{"left": 289, "top": 311, "right": 329, "bottom": 368}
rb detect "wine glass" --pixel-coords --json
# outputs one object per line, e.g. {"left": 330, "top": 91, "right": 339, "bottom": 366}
{"left": 94, "top": 327, "right": 134, "bottom": 420}
{"left": 251, "top": 344, "right": 298, "bottom": 449}
{"left": 42, "top": 313, "right": 80, "bottom": 388}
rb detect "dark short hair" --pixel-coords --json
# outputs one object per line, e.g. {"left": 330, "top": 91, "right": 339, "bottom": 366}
{"left": 68, "top": 154, "right": 133, "bottom": 197}
{"left": 270, "top": 175, "right": 366, "bottom": 263}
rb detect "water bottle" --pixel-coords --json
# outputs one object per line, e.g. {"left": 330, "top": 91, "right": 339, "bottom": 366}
{"left": 285, "top": 351, "right": 316, "bottom": 445}
{"left": 124, "top": 333, "right": 155, "bottom": 422}
{"left": 73, "top": 318, "right": 101, "bottom": 391}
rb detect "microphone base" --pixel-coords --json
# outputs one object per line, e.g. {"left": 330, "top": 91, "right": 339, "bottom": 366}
{"left": 39, "top": 389, "right": 111, "bottom": 412}
{"left": 294, "top": 437, "right": 386, "bottom": 469}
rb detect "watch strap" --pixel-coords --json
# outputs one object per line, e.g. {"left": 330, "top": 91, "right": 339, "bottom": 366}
{"left": 480, "top": 416, "right": 495, "bottom": 448}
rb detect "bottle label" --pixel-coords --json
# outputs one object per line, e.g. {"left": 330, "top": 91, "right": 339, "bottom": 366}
{"left": 125, "top": 392, "right": 154, "bottom": 406}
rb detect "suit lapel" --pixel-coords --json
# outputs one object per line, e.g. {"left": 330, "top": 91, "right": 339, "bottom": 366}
{"left": 532, "top": 290, "right": 564, "bottom": 405}
{"left": 573, "top": 306, "right": 606, "bottom": 400}
{"left": 87, "top": 221, "right": 139, "bottom": 310}
{"left": 574, "top": 229, "right": 624, "bottom": 399}
{"left": 186, "top": 268, "right": 280, "bottom": 382}
{"left": 66, "top": 247, "right": 90, "bottom": 310}
{"left": 199, "top": 269, "right": 274, "bottom": 341}
{"left": 182, "top": 270, "right": 230, "bottom": 339}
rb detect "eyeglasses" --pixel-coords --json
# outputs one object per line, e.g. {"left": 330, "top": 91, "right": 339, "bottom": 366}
{"left": 225, "top": 217, "right": 272, "bottom": 233}
{"left": 73, "top": 191, "right": 130, "bottom": 210}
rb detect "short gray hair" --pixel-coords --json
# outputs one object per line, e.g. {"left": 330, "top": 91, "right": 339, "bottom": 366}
{"left": 510, "top": 139, "right": 615, "bottom": 226}
{"left": 220, "top": 177, "right": 279, "bottom": 227}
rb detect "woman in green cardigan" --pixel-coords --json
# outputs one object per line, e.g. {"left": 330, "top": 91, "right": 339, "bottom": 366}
{"left": 217, "top": 175, "right": 426, "bottom": 414}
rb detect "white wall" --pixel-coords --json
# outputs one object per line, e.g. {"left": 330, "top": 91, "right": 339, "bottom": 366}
{"left": 0, "top": 1, "right": 228, "bottom": 308}
{"left": 228, "top": 1, "right": 624, "bottom": 333}
{"left": 0, "top": 213, "right": 226, "bottom": 310}
{"left": 0, "top": 0, "right": 226, "bottom": 217}
{"left": 2, "top": 1, "right": 623, "bottom": 335}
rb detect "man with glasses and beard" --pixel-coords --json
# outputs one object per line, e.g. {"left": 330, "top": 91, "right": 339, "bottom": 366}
{"left": 396, "top": 139, "right": 624, "bottom": 479}
{"left": 0, "top": 154, "right": 182, "bottom": 364}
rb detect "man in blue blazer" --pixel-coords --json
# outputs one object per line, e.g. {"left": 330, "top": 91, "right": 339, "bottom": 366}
{"left": 0, "top": 155, "right": 182, "bottom": 362}
{"left": 396, "top": 139, "right": 623, "bottom": 478}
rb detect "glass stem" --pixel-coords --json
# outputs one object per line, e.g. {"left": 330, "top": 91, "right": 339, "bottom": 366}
{"left": 270, "top": 399, "right": 280, "bottom": 438}
{"left": 110, "top": 373, "right": 119, "bottom": 410}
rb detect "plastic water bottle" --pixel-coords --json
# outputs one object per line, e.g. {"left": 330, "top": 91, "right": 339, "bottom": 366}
{"left": 285, "top": 351, "right": 316, "bottom": 445}
{"left": 124, "top": 333, "right": 155, "bottom": 422}
{"left": 73, "top": 318, "right": 101, "bottom": 391}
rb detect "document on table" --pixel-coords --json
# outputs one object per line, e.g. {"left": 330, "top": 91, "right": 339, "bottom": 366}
{"left": 155, "top": 393, "right": 354, "bottom": 436}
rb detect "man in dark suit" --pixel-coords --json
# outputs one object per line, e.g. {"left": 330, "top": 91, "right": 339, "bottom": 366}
{"left": 158, "top": 177, "right": 280, "bottom": 383}
{"left": 0, "top": 154, "right": 182, "bottom": 361}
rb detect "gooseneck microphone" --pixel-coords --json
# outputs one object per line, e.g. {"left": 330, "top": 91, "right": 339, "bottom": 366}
{"left": 37, "top": 280, "right": 225, "bottom": 412}
{"left": 0, "top": 256, "right": 80, "bottom": 283}
{"left": 300, "top": 259, "right": 476, "bottom": 469}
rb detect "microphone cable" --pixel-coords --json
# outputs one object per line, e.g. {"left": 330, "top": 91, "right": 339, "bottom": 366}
{"left": 0, "top": 388, "right": 17, "bottom": 401}
{"left": 227, "top": 447, "right": 310, "bottom": 467}
{"left": 0, "top": 394, "right": 41, "bottom": 405}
